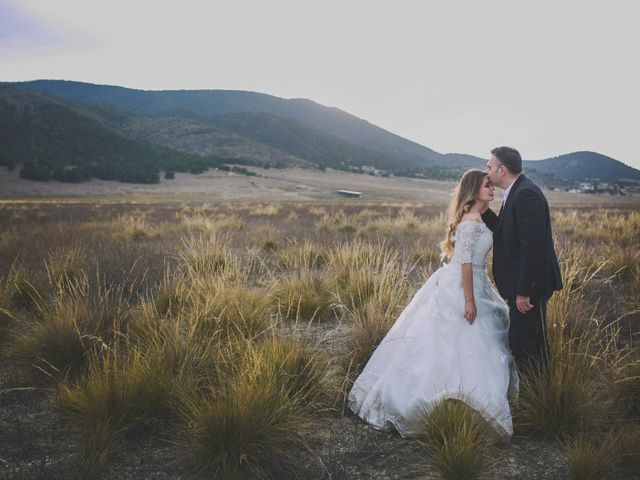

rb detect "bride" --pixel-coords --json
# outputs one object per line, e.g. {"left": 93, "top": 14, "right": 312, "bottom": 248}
{"left": 348, "top": 169, "right": 519, "bottom": 439}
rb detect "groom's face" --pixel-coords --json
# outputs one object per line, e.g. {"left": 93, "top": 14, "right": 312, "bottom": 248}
{"left": 485, "top": 155, "right": 505, "bottom": 188}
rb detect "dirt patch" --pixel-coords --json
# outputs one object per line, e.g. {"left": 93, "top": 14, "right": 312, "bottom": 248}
{"left": 1, "top": 167, "right": 636, "bottom": 207}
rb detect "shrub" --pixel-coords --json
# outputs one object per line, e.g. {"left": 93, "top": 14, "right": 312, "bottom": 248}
{"left": 19, "top": 162, "right": 51, "bottom": 181}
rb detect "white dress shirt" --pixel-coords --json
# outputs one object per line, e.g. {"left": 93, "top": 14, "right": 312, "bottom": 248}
{"left": 501, "top": 174, "right": 522, "bottom": 206}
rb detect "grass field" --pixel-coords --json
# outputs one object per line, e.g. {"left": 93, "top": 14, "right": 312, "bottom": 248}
{"left": 1, "top": 180, "right": 639, "bottom": 479}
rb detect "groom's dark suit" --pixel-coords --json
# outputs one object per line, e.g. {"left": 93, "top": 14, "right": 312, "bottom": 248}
{"left": 482, "top": 174, "right": 562, "bottom": 370}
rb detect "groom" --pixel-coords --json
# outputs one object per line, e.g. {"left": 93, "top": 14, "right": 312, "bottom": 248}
{"left": 481, "top": 146, "right": 562, "bottom": 373}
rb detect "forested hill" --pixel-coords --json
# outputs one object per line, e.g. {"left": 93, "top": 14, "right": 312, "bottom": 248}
{"left": 0, "top": 86, "right": 236, "bottom": 183}
{"left": 524, "top": 152, "right": 640, "bottom": 182}
{"left": 3, "top": 79, "right": 640, "bottom": 184}
{"left": 13, "top": 80, "right": 445, "bottom": 167}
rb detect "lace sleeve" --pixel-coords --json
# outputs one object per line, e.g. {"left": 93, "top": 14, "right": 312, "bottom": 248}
{"left": 455, "top": 222, "right": 482, "bottom": 264}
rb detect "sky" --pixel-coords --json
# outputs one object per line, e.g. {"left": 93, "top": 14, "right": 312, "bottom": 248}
{"left": 1, "top": 0, "right": 639, "bottom": 169}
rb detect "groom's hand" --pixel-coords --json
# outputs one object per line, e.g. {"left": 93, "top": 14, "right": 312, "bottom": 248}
{"left": 516, "top": 295, "right": 533, "bottom": 314}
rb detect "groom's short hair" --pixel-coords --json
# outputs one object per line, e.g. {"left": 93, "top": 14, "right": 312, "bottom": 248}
{"left": 491, "top": 146, "right": 522, "bottom": 174}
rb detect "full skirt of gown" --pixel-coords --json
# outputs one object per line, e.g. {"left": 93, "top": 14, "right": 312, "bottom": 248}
{"left": 347, "top": 262, "right": 519, "bottom": 439}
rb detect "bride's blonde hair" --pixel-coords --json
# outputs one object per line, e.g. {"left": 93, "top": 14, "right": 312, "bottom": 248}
{"left": 439, "top": 169, "right": 488, "bottom": 261}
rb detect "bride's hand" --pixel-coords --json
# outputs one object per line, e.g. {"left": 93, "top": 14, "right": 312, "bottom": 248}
{"left": 464, "top": 300, "right": 477, "bottom": 324}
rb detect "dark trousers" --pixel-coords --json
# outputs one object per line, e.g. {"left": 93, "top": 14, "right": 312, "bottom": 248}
{"left": 508, "top": 297, "right": 550, "bottom": 374}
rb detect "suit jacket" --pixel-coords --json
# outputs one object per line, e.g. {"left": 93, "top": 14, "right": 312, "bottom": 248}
{"left": 481, "top": 174, "right": 562, "bottom": 301}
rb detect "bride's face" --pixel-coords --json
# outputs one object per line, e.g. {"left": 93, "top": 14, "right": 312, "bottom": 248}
{"left": 476, "top": 177, "right": 495, "bottom": 203}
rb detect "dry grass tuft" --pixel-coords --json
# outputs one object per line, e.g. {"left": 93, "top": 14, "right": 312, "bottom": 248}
{"left": 177, "top": 233, "right": 234, "bottom": 276}
{"left": 419, "top": 399, "right": 499, "bottom": 480}
{"left": 618, "top": 425, "right": 640, "bottom": 472}
{"left": 112, "top": 212, "right": 161, "bottom": 240}
{"left": 250, "top": 204, "right": 281, "bottom": 216}
{"left": 249, "top": 336, "right": 338, "bottom": 410}
{"left": 0, "top": 226, "right": 22, "bottom": 259}
{"left": 45, "top": 245, "right": 86, "bottom": 287}
{"left": 178, "top": 339, "right": 315, "bottom": 479}
{"left": 9, "top": 273, "right": 46, "bottom": 311}
{"left": 0, "top": 263, "right": 25, "bottom": 339}
{"left": 189, "top": 278, "right": 273, "bottom": 340}
{"left": 336, "top": 243, "right": 412, "bottom": 376}
{"left": 277, "top": 240, "right": 329, "bottom": 271}
{"left": 9, "top": 274, "right": 130, "bottom": 379}
{"left": 566, "top": 431, "right": 619, "bottom": 480}
{"left": 181, "top": 384, "right": 308, "bottom": 479}
{"left": 2, "top": 200, "right": 640, "bottom": 478}
{"left": 270, "top": 270, "right": 334, "bottom": 323}
{"left": 263, "top": 239, "right": 278, "bottom": 251}
{"left": 153, "top": 270, "right": 191, "bottom": 317}
{"left": 514, "top": 246, "right": 622, "bottom": 437}
{"left": 179, "top": 213, "right": 217, "bottom": 234}
{"left": 58, "top": 343, "right": 193, "bottom": 475}
{"left": 614, "top": 357, "right": 640, "bottom": 419}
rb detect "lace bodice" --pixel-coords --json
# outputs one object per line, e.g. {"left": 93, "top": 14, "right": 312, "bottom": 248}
{"left": 449, "top": 221, "right": 492, "bottom": 267}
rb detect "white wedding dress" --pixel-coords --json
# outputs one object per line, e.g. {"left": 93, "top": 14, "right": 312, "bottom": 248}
{"left": 348, "top": 220, "right": 519, "bottom": 439}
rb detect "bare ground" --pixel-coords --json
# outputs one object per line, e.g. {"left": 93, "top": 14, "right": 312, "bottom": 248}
{"left": 1, "top": 166, "right": 637, "bottom": 207}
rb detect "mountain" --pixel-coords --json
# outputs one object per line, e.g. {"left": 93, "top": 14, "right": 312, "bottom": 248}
{"left": 76, "top": 101, "right": 405, "bottom": 171}
{"left": 76, "top": 102, "right": 309, "bottom": 167}
{"left": 15, "top": 79, "right": 443, "bottom": 167}
{"left": 20, "top": 84, "right": 439, "bottom": 174}
{"left": 442, "top": 152, "right": 640, "bottom": 182}
{"left": 0, "top": 85, "right": 225, "bottom": 183}
{"left": 3, "top": 79, "right": 640, "bottom": 184}
{"left": 441, "top": 153, "right": 485, "bottom": 168}
{"left": 206, "top": 111, "right": 409, "bottom": 171}
{"left": 524, "top": 152, "right": 640, "bottom": 182}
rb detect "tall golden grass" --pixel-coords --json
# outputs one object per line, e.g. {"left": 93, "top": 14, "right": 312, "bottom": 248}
{"left": 1, "top": 200, "right": 638, "bottom": 478}
{"left": 514, "top": 246, "right": 627, "bottom": 437}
